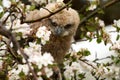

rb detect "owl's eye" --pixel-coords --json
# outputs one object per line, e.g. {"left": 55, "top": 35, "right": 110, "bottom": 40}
{"left": 64, "top": 24, "right": 72, "bottom": 29}
{"left": 51, "top": 22, "right": 57, "bottom": 26}
{"left": 49, "top": 18, "right": 57, "bottom": 26}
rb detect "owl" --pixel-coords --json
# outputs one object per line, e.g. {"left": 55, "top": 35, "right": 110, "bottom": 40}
{"left": 26, "top": 2, "right": 80, "bottom": 64}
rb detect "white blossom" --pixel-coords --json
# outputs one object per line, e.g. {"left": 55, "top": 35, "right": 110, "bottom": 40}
{"left": 94, "top": 64, "right": 106, "bottom": 78}
{"left": 24, "top": 42, "right": 54, "bottom": 69}
{"left": 0, "top": 42, "right": 7, "bottom": 55}
{"left": 95, "top": 17, "right": 105, "bottom": 27}
{"left": 36, "top": 26, "right": 51, "bottom": 45}
{"left": 98, "top": 19, "right": 105, "bottom": 27}
{"left": 110, "top": 42, "right": 120, "bottom": 52}
{"left": 113, "top": 19, "right": 120, "bottom": 28}
{"left": 12, "top": 19, "right": 32, "bottom": 38}
{"left": 57, "top": 0, "right": 64, "bottom": 2}
{"left": 111, "top": 42, "right": 120, "bottom": 50}
{"left": 44, "top": 67, "right": 53, "bottom": 78}
{"left": 3, "top": 19, "right": 31, "bottom": 38}
{"left": 64, "top": 62, "right": 83, "bottom": 80}
{"left": 2, "top": 0, "right": 11, "bottom": 8}
{"left": 0, "top": 6, "right": 3, "bottom": 13}
{"left": 24, "top": 42, "right": 42, "bottom": 57}
{"left": 24, "top": 42, "right": 43, "bottom": 69}
{"left": 93, "top": 65, "right": 120, "bottom": 79}
{"left": 37, "top": 77, "right": 43, "bottom": 80}
{"left": 0, "top": 57, "right": 3, "bottom": 69}
{"left": 8, "top": 73, "right": 20, "bottom": 80}
{"left": 88, "top": 4, "right": 97, "bottom": 11}
{"left": 88, "top": 0, "right": 98, "bottom": 11}
{"left": 1, "top": 12, "right": 10, "bottom": 21}
{"left": 18, "top": 64, "right": 29, "bottom": 75}
{"left": 40, "top": 52, "right": 54, "bottom": 66}
{"left": 29, "top": 0, "right": 56, "bottom": 5}
{"left": 15, "top": 0, "right": 19, "bottom": 2}
{"left": 8, "top": 64, "right": 29, "bottom": 80}
{"left": 64, "top": 66, "right": 74, "bottom": 80}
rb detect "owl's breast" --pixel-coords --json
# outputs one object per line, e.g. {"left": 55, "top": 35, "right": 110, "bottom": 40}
{"left": 41, "top": 35, "right": 72, "bottom": 63}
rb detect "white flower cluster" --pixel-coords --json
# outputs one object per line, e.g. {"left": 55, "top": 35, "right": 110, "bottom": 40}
{"left": 88, "top": 4, "right": 97, "bottom": 11}
{"left": 44, "top": 67, "right": 53, "bottom": 78}
{"left": 36, "top": 26, "right": 51, "bottom": 45}
{"left": 0, "top": 6, "right": 3, "bottom": 13}
{"left": 2, "top": 0, "right": 11, "bottom": 8}
{"left": 29, "top": 0, "right": 64, "bottom": 5}
{"left": 24, "top": 42, "right": 54, "bottom": 69}
{"left": 0, "top": 42, "right": 7, "bottom": 69}
{"left": 95, "top": 17, "right": 105, "bottom": 27}
{"left": 1, "top": 14, "right": 31, "bottom": 38}
{"left": 14, "top": 42, "right": 54, "bottom": 79}
{"left": 93, "top": 64, "right": 120, "bottom": 79}
{"left": 88, "top": 0, "right": 99, "bottom": 11}
{"left": 110, "top": 42, "right": 120, "bottom": 53}
{"left": 0, "top": 57, "right": 3, "bottom": 69}
{"left": 64, "top": 62, "right": 84, "bottom": 80}
{"left": 8, "top": 64, "right": 29, "bottom": 80}
{"left": 5, "top": 19, "right": 32, "bottom": 38}
{"left": 0, "top": 0, "right": 11, "bottom": 13}
{"left": 98, "top": 20, "right": 105, "bottom": 27}
{"left": 12, "top": 19, "right": 32, "bottom": 38}
{"left": 113, "top": 19, "right": 120, "bottom": 28}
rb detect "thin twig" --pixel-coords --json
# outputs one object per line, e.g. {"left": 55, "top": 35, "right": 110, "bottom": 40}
{"left": 79, "top": 0, "right": 120, "bottom": 25}
{"left": 42, "top": 7, "right": 53, "bottom": 13}
{"left": 93, "top": 56, "right": 111, "bottom": 62}
{"left": 10, "top": 33, "right": 38, "bottom": 80}
{"left": 15, "top": 5, "right": 25, "bottom": 23}
{"left": 22, "top": 0, "right": 72, "bottom": 23}
{"left": 79, "top": 59, "right": 97, "bottom": 69}
{"left": 0, "top": 23, "right": 38, "bottom": 80}
{"left": 2, "top": 40, "right": 21, "bottom": 64}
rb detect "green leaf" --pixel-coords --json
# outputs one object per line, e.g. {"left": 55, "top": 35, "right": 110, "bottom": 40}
{"left": 0, "top": 0, "right": 2, "bottom": 5}
{"left": 78, "top": 73, "right": 85, "bottom": 79}
{"left": 71, "top": 56, "right": 77, "bottom": 61}
{"left": 97, "top": 37, "right": 102, "bottom": 43}
{"left": 0, "top": 12, "right": 4, "bottom": 18}
{"left": 80, "top": 32, "right": 85, "bottom": 39}
{"left": 19, "top": 71, "right": 25, "bottom": 79}
{"left": 85, "top": 36, "right": 92, "bottom": 42}
{"left": 17, "top": 32, "right": 22, "bottom": 37}
{"left": 111, "top": 55, "right": 115, "bottom": 60}
{"left": 98, "top": 9, "right": 104, "bottom": 14}
{"left": 116, "top": 34, "right": 120, "bottom": 41}
{"left": 115, "top": 59, "right": 120, "bottom": 64}
{"left": 86, "top": 26, "right": 97, "bottom": 32}
{"left": 36, "top": 38, "right": 41, "bottom": 44}
{"left": 83, "top": 50, "right": 91, "bottom": 56}
{"left": 29, "top": 5, "right": 35, "bottom": 11}
{"left": 65, "top": 53, "right": 70, "bottom": 58}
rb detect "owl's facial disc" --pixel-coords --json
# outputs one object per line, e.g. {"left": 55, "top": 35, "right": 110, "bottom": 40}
{"left": 54, "top": 26, "right": 64, "bottom": 36}
{"left": 48, "top": 18, "right": 72, "bottom": 37}
{"left": 52, "top": 26, "right": 70, "bottom": 37}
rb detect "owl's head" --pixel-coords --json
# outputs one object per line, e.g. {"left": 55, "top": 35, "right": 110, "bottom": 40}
{"left": 26, "top": 2, "right": 80, "bottom": 37}
{"left": 46, "top": 2, "right": 80, "bottom": 37}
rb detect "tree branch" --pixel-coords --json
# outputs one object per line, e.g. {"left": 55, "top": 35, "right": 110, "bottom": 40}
{"left": 79, "top": 0, "right": 120, "bottom": 25}
{"left": 22, "top": 0, "right": 72, "bottom": 23}
{"left": 0, "top": 23, "right": 38, "bottom": 80}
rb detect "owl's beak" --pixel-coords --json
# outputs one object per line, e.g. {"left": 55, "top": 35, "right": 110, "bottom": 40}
{"left": 54, "top": 26, "right": 64, "bottom": 36}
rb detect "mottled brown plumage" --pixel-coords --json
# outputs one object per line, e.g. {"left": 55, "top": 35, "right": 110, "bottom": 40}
{"left": 26, "top": 2, "right": 80, "bottom": 63}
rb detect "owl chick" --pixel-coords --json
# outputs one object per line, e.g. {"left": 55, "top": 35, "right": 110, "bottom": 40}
{"left": 26, "top": 2, "right": 80, "bottom": 63}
